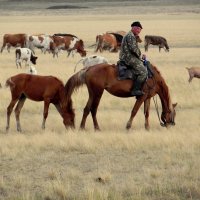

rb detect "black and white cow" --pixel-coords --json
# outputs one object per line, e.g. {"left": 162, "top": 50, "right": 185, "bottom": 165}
{"left": 15, "top": 47, "right": 38, "bottom": 68}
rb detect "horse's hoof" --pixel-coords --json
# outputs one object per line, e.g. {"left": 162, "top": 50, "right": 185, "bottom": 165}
{"left": 145, "top": 125, "right": 150, "bottom": 131}
{"left": 126, "top": 123, "right": 131, "bottom": 130}
{"left": 17, "top": 128, "right": 22, "bottom": 132}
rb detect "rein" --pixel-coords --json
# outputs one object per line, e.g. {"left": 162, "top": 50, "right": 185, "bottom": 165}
{"left": 153, "top": 95, "right": 162, "bottom": 124}
{"left": 145, "top": 76, "right": 164, "bottom": 126}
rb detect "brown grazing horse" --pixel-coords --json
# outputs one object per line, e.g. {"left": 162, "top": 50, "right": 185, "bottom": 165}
{"left": 5, "top": 74, "right": 75, "bottom": 132}
{"left": 65, "top": 63, "right": 177, "bottom": 130}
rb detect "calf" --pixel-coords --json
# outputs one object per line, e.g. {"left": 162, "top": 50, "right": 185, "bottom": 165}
{"left": 15, "top": 48, "right": 38, "bottom": 68}
{"left": 74, "top": 55, "right": 109, "bottom": 72}
{"left": 144, "top": 35, "right": 169, "bottom": 52}
{"left": 186, "top": 67, "right": 200, "bottom": 82}
{"left": 27, "top": 65, "right": 37, "bottom": 75}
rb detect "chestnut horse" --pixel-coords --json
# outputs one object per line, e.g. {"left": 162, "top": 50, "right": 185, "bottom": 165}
{"left": 65, "top": 63, "right": 177, "bottom": 130}
{"left": 5, "top": 74, "right": 75, "bottom": 132}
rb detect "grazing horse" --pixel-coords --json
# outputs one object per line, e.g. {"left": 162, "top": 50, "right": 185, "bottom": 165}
{"left": 144, "top": 35, "right": 169, "bottom": 52}
{"left": 5, "top": 74, "right": 75, "bottom": 132}
{"left": 65, "top": 63, "right": 177, "bottom": 130}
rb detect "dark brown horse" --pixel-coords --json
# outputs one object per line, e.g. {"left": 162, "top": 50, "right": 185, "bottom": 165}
{"left": 65, "top": 63, "right": 177, "bottom": 131}
{"left": 6, "top": 74, "right": 75, "bottom": 132}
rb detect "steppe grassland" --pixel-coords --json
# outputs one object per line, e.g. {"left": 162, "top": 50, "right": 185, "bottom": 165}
{"left": 0, "top": 12, "right": 200, "bottom": 199}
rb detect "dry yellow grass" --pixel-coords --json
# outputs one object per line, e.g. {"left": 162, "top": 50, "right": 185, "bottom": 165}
{"left": 0, "top": 5, "right": 200, "bottom": 200}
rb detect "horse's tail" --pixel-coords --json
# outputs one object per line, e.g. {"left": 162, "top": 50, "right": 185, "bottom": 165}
{"left": 5, "top": 77, "right": 15, "bottom": 89}
{"left": 65, "top": 69, "right": 87, "bottom": 98}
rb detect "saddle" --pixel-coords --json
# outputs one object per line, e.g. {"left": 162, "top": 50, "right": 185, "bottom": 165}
{"left": 117, "top": 60, "right": 154, "bottom": 81}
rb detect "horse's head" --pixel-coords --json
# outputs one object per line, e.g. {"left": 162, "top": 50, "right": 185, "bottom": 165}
{"left": 161, "top": 103, "right": 177, "bottom": 127}
{"left": 63, "top": 99, "right": 75, "bottom": 129}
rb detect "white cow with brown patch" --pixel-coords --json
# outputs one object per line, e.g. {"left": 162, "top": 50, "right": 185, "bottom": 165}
{"left": 52, "top": 34, "right": 86, "bottom": 58}
{"left": 26, "top": 35, "right": 54, "bottom": 54}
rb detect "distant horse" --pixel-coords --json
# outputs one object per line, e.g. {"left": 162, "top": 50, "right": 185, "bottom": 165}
{"left": 65, "top": 63, "right": 177, "bottom": 130}
{"left": 144, "top": 35, "right": 169, "bottom": 52}
{"left": 5, "top": 74, "right": 75, "bottom": 132}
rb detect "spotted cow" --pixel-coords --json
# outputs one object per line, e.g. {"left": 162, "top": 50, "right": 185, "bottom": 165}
{"left": 52, "top": 34, "right": 86, "bottom": 58}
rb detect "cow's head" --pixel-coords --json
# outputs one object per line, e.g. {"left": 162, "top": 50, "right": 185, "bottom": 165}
{"left": 30, "top": 54, "right": 38, "bottom": 65}
{"left": 135, "top": 35, "right": 142, "bottom": 43}
{"left": 75, "top": 39, "right": 86, "bottom": 57}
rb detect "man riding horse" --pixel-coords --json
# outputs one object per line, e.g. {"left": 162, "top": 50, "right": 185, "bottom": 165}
{"left": 119, "top": 21, "right": 148, "bottom": 96}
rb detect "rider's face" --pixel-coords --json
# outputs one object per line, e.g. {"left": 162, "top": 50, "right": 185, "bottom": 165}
{"left": 132, "top": 26, "right": 142, "bottom": 36}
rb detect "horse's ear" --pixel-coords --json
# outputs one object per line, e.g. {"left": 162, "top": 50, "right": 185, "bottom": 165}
{"left": 173, "top": 103, "right": 177, "bottom": 108}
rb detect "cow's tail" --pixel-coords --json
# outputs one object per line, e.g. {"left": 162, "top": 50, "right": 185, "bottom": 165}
{"left": 15, "top": 48, "right": 20, "bottom": 58}
{"left": 24, "top": 34, "right": 29, "bottom": 48}
{"left": 74, "top": 58, "right": 84, "bottom": 72}
{"left": 95, "top": 35, "right": 102, "bottom": 52}
{"left": 5, "top": 77, "right": 15, "bottom": 89}
{"left": 65, "top": 69, "right": 87, "bottom": 98}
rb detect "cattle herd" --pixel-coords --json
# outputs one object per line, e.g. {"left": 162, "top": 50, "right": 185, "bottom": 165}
{"left": 0, "top": 32, "right": 172, "bottom": 72}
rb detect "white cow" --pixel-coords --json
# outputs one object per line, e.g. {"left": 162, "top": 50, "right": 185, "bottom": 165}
{"left": 27, "top": 65, "right": 37, "bottom": 75}
{"left": 26, "top": 35, "right": 54, "bottom": 54}
{"left": 74, "top": 55, "right": 109, "bottom": 72}
{"left": 15, "top": 47, "right": 38, "bottom": 68}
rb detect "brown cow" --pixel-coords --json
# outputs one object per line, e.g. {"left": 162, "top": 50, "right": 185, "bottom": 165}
{"left": 95, "top": 33, "right": 118, "bottom": 53}
{"left": 1, "top": 33, "right": 27, "bottom": 53}
{"left": 95, "top": 33, "right": 142, "bottom": 53}
{"left": 52, "top": 34, "right": 86, "bottom": 58}
{"left": 144, "top": 35, "right": 169, "bottom": 52}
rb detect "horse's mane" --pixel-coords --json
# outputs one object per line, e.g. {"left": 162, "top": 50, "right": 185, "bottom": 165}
{"left": 151, "top": 64, "right": 172, "bottom": 111}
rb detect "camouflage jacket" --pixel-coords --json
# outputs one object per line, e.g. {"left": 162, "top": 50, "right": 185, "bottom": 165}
{"left": 119, "top": 31, "right": 141, "bottom": 65}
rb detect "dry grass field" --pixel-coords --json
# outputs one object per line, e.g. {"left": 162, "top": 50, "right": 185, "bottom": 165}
{"left": 0, "top": 1, "right": 200, "bottom": 200}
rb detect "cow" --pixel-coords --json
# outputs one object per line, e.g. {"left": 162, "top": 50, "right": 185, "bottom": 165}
{"left": 74, "top": 55, "right": 109, "bottom": 72}
{"left": 1, "top": 33, "right": 28, "bottom": 53}
{"left": 186, "top": 67, "right": 200, "bottom": 82}
{"left": 52, "top": 34, "right": 86, "bottom": 58}
{"left": 15, "top": 47, "right": 38, "bottom": 68}
{"left": 95, "top": 33, "right": 118, "bottom": 52}
{"left": 95, "top": 33, "right": 142, "bottom": 53}
{"left": 144, "top": 35, "right": 169, "bottom": 52}
{"left": 26, "top": 34, "right": 54, "bottom": 54}
{"left": 27, "top": 65, "right": 37, "bottom": 75}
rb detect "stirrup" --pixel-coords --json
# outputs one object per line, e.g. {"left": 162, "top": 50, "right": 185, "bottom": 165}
{"left": 130, "top": 90, "right": 145, "bottom": 96}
